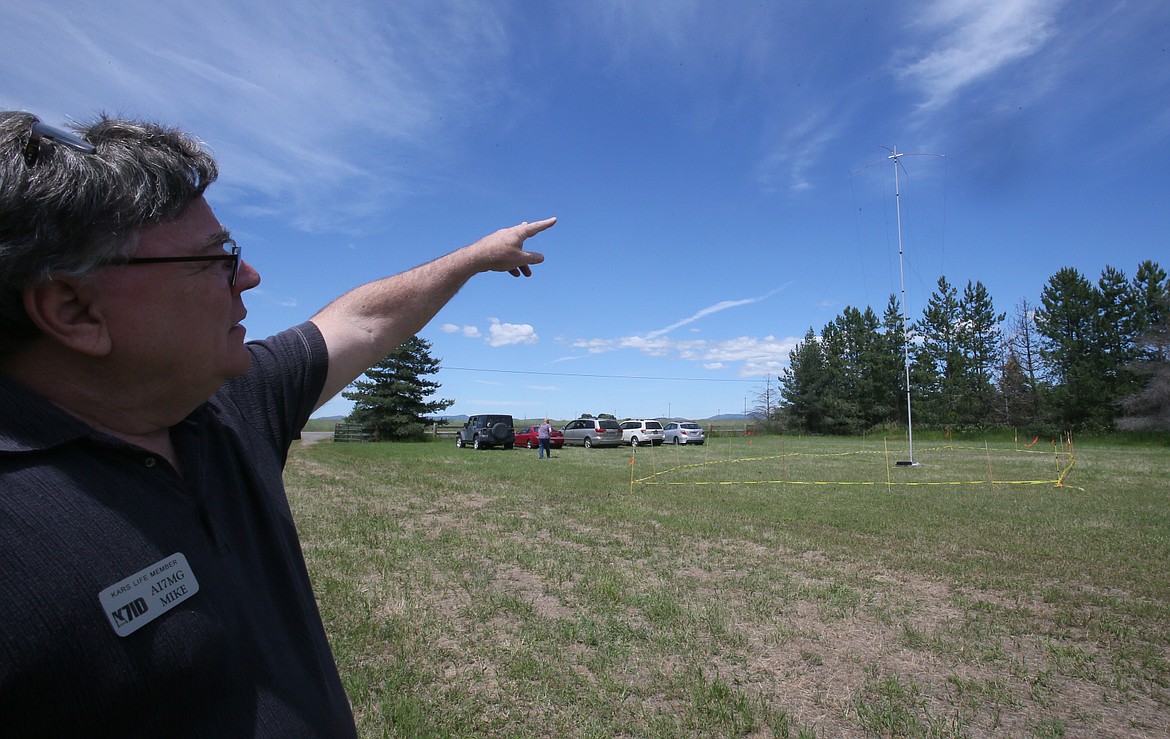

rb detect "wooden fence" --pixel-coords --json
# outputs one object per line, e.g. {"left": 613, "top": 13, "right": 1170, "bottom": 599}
{"left": 333, "top": 423, "right": 375, "bottom": 443}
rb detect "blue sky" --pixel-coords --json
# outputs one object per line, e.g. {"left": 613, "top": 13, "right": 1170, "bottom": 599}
{"left": 4, "top": 0, "right": 1167, "bottom": 421}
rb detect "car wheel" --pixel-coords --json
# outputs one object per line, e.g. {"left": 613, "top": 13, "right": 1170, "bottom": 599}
{"left": 526, "top": 440, "right": 535, "bottom": 449}
{"left": 456, "top": 436, "right": 465, "bottom": 448}
{"left": 491, "top": 422, "right": 510, "bottom": 441}
{"left": 584, "top": 436, "right": 593, "bottom": 449}
{"left": 631, "top": 436, "right": 640, "bottom": 447}
{"left": 504, "top": 443, "right": 514, "bottom": 450}
{"left": 473, "top": 436, "right": 483, "bottom": 450}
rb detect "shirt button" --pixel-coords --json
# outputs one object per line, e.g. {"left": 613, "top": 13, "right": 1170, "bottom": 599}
{"left": 144, "top": 457, "right": 157, "bottom": 468}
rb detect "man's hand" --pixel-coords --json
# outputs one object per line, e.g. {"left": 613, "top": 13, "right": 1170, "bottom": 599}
{"left": 470, "top": 217, "right": 557, "bottom": 277}
{"left": 311, "top": 216, "right": 557, "bottom": 411}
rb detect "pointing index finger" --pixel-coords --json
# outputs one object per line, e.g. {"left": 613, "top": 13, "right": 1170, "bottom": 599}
{"left": 521, "top": 217, "right": 557, "bottom": 236}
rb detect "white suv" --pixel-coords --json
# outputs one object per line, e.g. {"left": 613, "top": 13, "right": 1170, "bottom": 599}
{"left": 619, "top": 419, "right": 665, "bottom": 447}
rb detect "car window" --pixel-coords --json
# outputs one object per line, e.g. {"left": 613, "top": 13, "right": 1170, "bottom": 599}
{"left": 681, "top": 423, "right": 700, "bottom": 429}
{"left": 646, "top": 421, "right": 663, "bottom": 430}
{"left": 600, "top": 420, "right": 620, "bottom": 430}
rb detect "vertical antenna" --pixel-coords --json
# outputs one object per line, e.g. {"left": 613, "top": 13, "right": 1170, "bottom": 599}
{"left": 853, "top": 146, "right": 944, "bottom": 468}
{"left": 890, "top": 147, "right": 919, "bottom": 467}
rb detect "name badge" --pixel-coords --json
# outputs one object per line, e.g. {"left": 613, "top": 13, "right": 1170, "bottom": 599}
{"left": 98, "top": 553, "right": 200, "bottom": 637}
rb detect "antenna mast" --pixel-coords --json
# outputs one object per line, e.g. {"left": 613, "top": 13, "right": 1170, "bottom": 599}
{"left": 889, "top": 147, "right": 919, "bottom": 467}
{"left": 852, "top": 146, "right": 943, "bottom": 467}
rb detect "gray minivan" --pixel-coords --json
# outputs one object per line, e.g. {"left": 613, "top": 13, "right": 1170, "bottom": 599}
{"left": 561, "top": 418, "right": 622, "bottom": 448}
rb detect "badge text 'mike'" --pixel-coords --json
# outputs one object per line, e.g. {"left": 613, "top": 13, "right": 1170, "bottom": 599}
{"left": 98, "top": 553, "right": 200, "bottom": 637}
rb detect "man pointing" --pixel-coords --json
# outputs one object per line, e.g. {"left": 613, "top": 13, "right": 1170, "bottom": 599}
{"left": 0, "top": 111, "right": 555, "bottom": 736}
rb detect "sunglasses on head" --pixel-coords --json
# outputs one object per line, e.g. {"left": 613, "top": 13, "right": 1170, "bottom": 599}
{"left": 24, "top": 118, "right": 97, "bottom": 167}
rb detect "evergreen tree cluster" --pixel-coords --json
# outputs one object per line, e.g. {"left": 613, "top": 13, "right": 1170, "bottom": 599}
{"left": 777, "top": 261, "right": 1169, "bottom": 434}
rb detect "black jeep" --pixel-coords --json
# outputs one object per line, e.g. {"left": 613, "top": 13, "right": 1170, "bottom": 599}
{"left": 455, "top": 414, "right": 515, "bottom": 450}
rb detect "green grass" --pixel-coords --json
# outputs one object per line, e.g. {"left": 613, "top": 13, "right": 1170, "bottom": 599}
{"left": 284, "top": 434, "right": 1170, "bottom": 737}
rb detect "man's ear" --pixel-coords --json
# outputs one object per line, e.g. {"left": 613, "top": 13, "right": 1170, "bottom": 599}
{"left": 22, "top": 276, "right": 113, "bottom": 357}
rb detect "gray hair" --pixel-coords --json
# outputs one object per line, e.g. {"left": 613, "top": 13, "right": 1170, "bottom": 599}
{"left": 0, "top": 111, "right": 218, "bottom": 353}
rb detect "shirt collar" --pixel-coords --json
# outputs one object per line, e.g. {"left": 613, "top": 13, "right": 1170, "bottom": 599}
{"left": 0, "top": 373, "right": 94, "bottom": 453}
{"left": 0, "top": 373, "right": 213, "bottom": 454}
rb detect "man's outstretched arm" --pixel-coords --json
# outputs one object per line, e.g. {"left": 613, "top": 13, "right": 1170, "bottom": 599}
{"left": 309, "top": 218, "right": 556, "bottom": 410}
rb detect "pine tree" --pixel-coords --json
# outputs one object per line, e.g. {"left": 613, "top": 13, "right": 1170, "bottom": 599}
{"left": 342, "top": 336, "right": 453, "bottom": 440}
{"left": 781, "top": 328, "right": 829, "bottom": 433}
{"left": 958, "top": 280, "right": 1005, "bottom": 426}
{"left": 819, "top": 319, "right": 865, "bottom": 433}
{"left": 1035, "top": 267, "right": 1109, "bottom": 429}
{"left": 1131, "top": 260, "right": 1169, "bottom": 361}
{"left": 881, "top": 294, "right": 911, "bottom": 428}
{"left": 1097, "top": 266, "right": 1137, "bottom": 366}
{"left": 1120, "top": 261, "right": 1170, "bottom": 430}
{"left": 822, "top": 306, "right": 890, "bottom": 432}
{"left": 912, "top": 276, "right": 963, "bottom": 427}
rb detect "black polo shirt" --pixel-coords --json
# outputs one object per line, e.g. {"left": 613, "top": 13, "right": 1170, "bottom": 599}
{"left": 0, "top": 322, "right": 357, "bottom": 738}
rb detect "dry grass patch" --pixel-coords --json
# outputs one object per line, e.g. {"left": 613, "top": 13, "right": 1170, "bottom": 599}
{"left": 285, "top": 435, "right": 1170, "bottom": 737}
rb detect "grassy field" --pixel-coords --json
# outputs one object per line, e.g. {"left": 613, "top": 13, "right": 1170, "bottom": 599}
{"left": 284, "top": 434, "right": 1170, "bottom": 737}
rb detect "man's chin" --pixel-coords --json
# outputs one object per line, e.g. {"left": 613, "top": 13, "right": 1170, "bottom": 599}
{"left": 224, "top": 348, "right": 253, "bottom": 378}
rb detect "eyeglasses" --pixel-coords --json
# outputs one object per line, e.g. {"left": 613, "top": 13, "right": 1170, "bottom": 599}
{"left": 24, "top": 119, "right": 97, "bottom": 167}
{"left": 116, "top": 240, "right": 242, "bottom": 287}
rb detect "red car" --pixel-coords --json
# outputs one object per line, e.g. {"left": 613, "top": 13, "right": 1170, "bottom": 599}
{"left": 514, "top": 426, "right": 565, "bottom": 449}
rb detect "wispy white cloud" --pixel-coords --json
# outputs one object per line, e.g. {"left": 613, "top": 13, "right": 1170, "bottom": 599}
{"left": 565, "top": 287, "right": 792, "bottom": 374}
{"left": 568, "top": 333, "right": 797, "bottom": 378}
{"left": 576, "top": 1, "right": 778, "bottom": 72}
{"left": 248, "top": 287, "right": 299, "bottom": 310}
{"left": 898, "top": 0, "right": 1063, "bottom": 113}
{"left": 644, "top": 287, "right": 786, "bottom": 340}
{"left": 0, "top": 0, "right": 515, "bottom": 231}
{"left": 757, "top": 109, "right": 843, "bottom": 193}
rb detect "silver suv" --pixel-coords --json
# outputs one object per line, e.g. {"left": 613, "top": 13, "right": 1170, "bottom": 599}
{"left": 561, "top": 418, "right": 622, "bottom": 448}
{"left": 619, "top": 419, "right": 664, "bottom": 447}
{"left": 663, "top": 421, "right": 705, "bottom": 445}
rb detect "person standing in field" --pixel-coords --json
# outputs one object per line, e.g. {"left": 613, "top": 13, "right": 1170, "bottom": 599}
{"left": 537, "top": 417, "right": 554, "bottom": 459}
{"left": 0, "top": 110, "right": 555, "bottom": 736}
